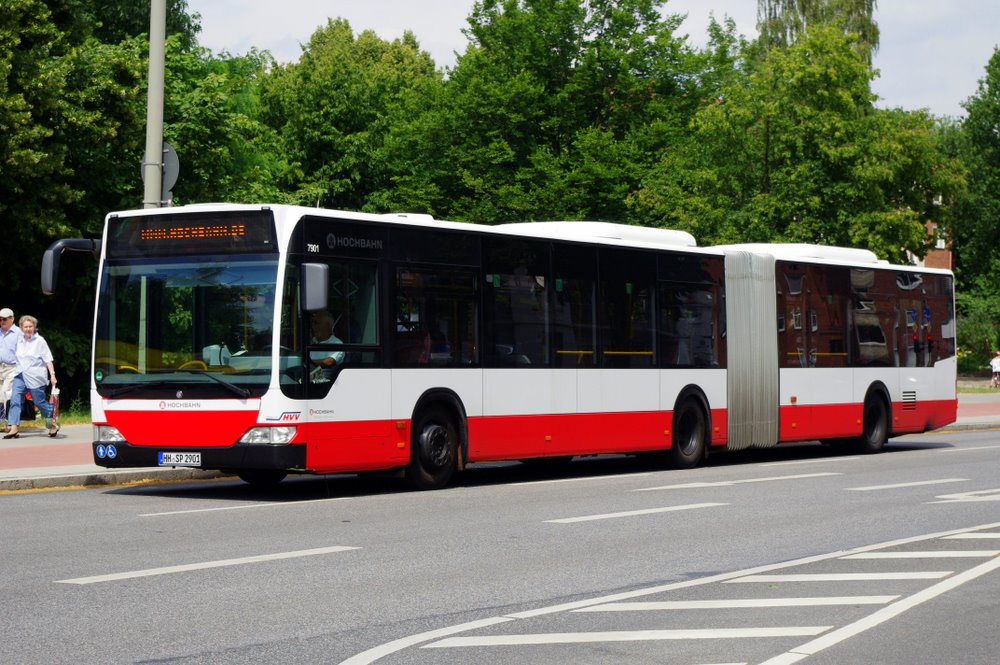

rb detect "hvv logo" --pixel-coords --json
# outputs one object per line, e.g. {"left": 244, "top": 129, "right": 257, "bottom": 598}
{"left": 266, "top": 411, "right": 301, "bottom": 422}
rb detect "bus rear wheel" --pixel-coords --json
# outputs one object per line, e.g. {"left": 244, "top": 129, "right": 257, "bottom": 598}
{"left": 853, "top": 393, "right": 889, "bottom": 454}
{"left": 670, "top": 398, "right": 707, "bottom": 469}
{"left": 406, "top": 407, "right": 458, "bottom": 490}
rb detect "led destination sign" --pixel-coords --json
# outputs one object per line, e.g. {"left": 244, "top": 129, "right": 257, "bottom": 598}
{"left": 139, "top": 223, "right": 247, "bottom": 241}
{"left": 108, "top": 210, "right": 278, "bottom": 257}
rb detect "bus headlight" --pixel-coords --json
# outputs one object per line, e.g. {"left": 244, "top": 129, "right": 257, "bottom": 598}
{"left": 240, "top": 426, "right": 296, "bottom": 445}
{"left": 94, "top": 425, "right": 126, "bottom": 443}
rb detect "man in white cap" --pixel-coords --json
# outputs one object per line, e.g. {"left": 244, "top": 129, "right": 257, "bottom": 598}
{"left": 0, "top": 308, "right": 19, "bottom": 431}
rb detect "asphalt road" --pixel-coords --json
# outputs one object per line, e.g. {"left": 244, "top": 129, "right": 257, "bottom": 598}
{"left": 3, "top": 429, "right": 1000, "bottom": 664}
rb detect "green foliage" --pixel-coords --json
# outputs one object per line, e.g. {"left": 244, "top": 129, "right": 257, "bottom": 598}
{"left": 953, "top": 48, "right": 1000, "bottom": 289}
{"left": 90, "top": 0, "right": 201, "bottom": 51}
{"left": 165, "top": 41, "right": 289, "bottom": 204}
{"left": 632, "top": 26, "right": 963, "bottom": 262}
{"left": 259, "top": 19, "right": 441, "bottom": 210}
{"left": 950, "top": 48, "right": 1000, "bottom": 370}
{"left": 410, "top": 0, "right": 698, "bottom": 223}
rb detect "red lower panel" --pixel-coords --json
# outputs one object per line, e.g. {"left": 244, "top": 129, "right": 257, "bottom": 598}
{"left": 779, "top": 403, "right": 862, "bottom": 442}
{"left": 892, "top": 399, "right": 958, "bottom": 434}
{"left": 779, "top": 399, "right": 958, "bottom": 442}
{"left": 468, "top": 411, "right": 679, "bottom": 462}
{"left": 104, "top": 409, "right": 260, "bottom": 447}
{"left": 299, "top": 420, "right": 406, "bottom": 473}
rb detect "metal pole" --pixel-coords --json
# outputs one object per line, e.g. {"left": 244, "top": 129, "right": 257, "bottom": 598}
{"left": 142, "top": 0, "right": 167, "bottom": 208}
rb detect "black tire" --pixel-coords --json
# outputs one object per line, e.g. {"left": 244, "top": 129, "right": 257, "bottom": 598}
{"left": 853, "top": 393, "right": 889, "bottom": 454}
{"left": 670, "top": 398, "right": 707, "bottom": 469}
{"left": 406, "top": 406, "right": 459, "bottom": 490}
{"left": 237, "top": 470, "right": 287, "bottom": 487}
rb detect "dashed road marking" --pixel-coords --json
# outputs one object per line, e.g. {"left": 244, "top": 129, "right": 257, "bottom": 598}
{"left": 56, "top": 545, "right": 359, "bottom": 584}
{"left": 845, "top": 478, "right": 967, "bottom": 491}
{"left": 140, "top": 496, "right": 352, "bottom": 517}
{"left": 545, "top": 502, "right": 727, "bottom": 523}
{"left": 635, "top": 473, "right": 840, "bottom": 491}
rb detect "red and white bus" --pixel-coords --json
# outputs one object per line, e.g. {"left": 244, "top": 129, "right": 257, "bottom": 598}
{"left": 42, "top": 204, "right": 957, "bottom": 488}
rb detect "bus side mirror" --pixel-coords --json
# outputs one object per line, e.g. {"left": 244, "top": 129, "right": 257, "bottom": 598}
{"left": 41, "top": 238, "right": 102, "bottom": 295}
{"left": 301, "top": 263, "right": 329, "bottom": 311}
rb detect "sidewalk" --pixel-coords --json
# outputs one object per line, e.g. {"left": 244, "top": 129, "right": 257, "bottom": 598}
{"left": 3, "top": 393, "right": 1000, "bottom": 492}
{"left": 0, "top": 423, "right": 221, "bottom": 491}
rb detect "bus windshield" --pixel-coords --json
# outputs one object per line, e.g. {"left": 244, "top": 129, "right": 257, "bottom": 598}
{"left": 94, "top": 255, "right": 288, "bottom": 398}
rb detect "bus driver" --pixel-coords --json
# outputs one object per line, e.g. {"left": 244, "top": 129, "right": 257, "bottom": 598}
{"left": 309, "top": 310, "right": 346, "bottom": 380}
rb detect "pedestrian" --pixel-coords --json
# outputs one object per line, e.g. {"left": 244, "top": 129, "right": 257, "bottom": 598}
{"left": 0, "top": 307, "right": 19, "bottom": 432}
{"left": 991, "top": 351, "right": 1000, "bottom": 389}
{"left": 3, "top": 315, "right": 59, "bottom": 439}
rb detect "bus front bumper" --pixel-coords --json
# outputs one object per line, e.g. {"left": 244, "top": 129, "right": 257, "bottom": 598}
{"left": 92, "top": 441, "right": 307, "bottom": 471}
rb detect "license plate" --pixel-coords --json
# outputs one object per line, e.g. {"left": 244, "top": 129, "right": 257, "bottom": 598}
{"left": 158, "top": 452, "right": 202, "bottom": 466}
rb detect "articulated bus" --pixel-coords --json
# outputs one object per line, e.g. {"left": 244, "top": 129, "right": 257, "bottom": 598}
{"left": 42, "top": 204, "right": 957, "bottom": 489}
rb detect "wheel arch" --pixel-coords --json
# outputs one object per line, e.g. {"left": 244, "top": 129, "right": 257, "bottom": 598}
{"left": 673, "top": 384, "right": 712, "bottom": 432}
{"left": 863, "top": 381, "right": 892, "bottom": 435}
{"left": 411, "top": 388, "right": 469, "bottom": 470}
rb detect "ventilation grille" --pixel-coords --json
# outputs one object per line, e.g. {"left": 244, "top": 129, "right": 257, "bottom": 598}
{"left": 902, "top": 391, "right": 918, "bottom": 411}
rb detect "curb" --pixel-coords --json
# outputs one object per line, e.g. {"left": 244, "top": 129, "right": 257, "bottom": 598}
{"left": 0, "top": 468, "right": 226, "bottom": 492}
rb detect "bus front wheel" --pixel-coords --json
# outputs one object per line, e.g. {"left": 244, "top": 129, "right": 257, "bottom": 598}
{"left": 406, "top": 407, "right": 458, "bottom": 490}
{"left": 237, "top": 470, "right": 287, "bottom": 487}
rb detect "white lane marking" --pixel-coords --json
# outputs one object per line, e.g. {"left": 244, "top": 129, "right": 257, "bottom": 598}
{"left": 140, "top": 496, "right": 352, "bottom": 517}
{"left": 574, "top": 596, "right": 899, "bottom": 612}
{"left": 944, "top": 532, "right": 1000, "bottom": 539}
{"left": 635, "top": 473, "right": 839, "bottom": 491}
{"left": 510, "top": 472, "right": 653, "bottom": 487}
{"left": 845, "top": 478, "right": 967, "bottom": 491}
{"left": 759, "top": 457, "right": 860, "bottom": 467}
{"left": 934, "top": 445, "right": 1000, "bottom": 453}
{"left": 759, "top": 553, "right": 1000, "bottom": 665}
{"left": 56, "top": 546, "right": 359, "bottom": 585}
{"left": 930, "top": 488, "right": 1000, "bottom": 503}
{"left": 424, "top": 626, "right": 833, "bottom": 648}
{"left": 335, "top": 522, "right": 1000, "bottom": 664}
{"left": 545, "top": 502, "right": 727, "bottom": 524}
{"left": 338, "top": 618, "right": 515, "bottom": 665}
{"left": 727, "top": 572, "right": 952, "bottom": 583}
{"left": 841, "top": 551, "right": 999, "bottom": 559}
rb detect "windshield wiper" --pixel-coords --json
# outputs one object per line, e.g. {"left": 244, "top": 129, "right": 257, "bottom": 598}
{"left": 173, "top": 369, "right": 252, "bottom": 398}
{"left": 107, "top": 371, "right": 252, "bottom": 399}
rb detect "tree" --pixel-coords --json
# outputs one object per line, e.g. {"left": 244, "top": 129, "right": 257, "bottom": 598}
{"left": 409, "top": 0, "right": 698, "bottom": 223}
{"left": 164, "top": 42, "right": 289, "bottom": 204}
{"left": 950, "top": 48, "right": 1000, "bottom": 367}
{"left": 259, "top": 19, "right": 441, "bottom": 210}
{"left": 1, "top": 1, "right": 153, "bottom": 406}
{"left": 758, "top": 0, "right": 879, "bottom": 64}
{"left": 89, "top": 0, "right": 201, "bottom": 51}
{"left": 632, "top": 26, "right": 964, "bottom": 262}
{"left": 953, "top": 48, "right": 1000, "bottom": 289}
